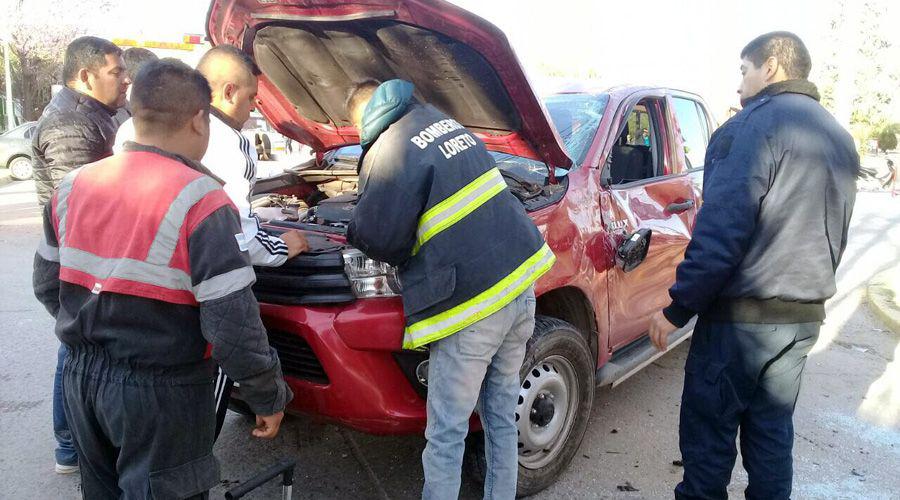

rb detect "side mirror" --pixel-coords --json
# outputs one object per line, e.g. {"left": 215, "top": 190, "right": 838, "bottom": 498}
{"left": 616, "top": 228, "right": 652, "bottom": 272}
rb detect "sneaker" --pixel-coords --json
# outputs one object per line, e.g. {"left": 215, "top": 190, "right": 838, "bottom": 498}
{"left": 55, "top": 462, "right": 79, "bottom": 474}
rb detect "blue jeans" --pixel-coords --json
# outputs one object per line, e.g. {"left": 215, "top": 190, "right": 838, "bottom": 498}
{"left": 675, "top": 318, "right": 819, "bottom": 500}
{"left": 54, "top": 344, "right": 78, "bottom": 466}
{"left": 422, "top": 287, "right": 535, "bottom": 500}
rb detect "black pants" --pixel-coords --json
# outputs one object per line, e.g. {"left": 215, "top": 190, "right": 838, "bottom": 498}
{"left": 675, "top": 318, "right": 819, "bottom": 500}
{"left": 63, "top": 348, "right": 219, "bottom": 499}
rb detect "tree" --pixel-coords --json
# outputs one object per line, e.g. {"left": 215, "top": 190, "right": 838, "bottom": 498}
{"left": 0, "top": 0, "right": 114, "bottom": 121}
{"left": 819, "top": 0, "right": 900, "bottom": 155}
{"left": 877, "top": 125, "right": 898, "bottom": 153}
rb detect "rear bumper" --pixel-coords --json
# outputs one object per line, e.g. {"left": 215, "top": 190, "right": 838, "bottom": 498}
{"left": 244, "top": 298, "right": 429, "bottom": 435}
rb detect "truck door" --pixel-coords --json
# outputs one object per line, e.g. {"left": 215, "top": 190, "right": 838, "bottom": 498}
{"left": 669, "top": 94, "right": 714, "bottom": 204}
{"left": 603, "top": 95, "right": 699, "bottom": 350}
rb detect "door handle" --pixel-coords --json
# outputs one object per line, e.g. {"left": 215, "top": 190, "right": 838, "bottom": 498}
{"left": 666, "top": 199, "right": 695, "bottom": 214}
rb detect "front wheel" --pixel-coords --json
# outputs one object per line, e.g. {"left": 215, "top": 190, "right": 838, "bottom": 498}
{"left": 8, "top": 156, "right": 33, "bottom": 180}
{"left": 465, "top": 315, "right": 595, "bottom": 497}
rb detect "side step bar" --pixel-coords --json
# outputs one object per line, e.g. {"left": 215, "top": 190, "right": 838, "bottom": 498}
{"left": 596, "top": 319, "right": 695, "bottom": 388}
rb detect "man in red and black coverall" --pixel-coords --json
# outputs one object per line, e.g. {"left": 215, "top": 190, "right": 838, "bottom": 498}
{"left": 32, "top": 59, "right": 292, "bottom": 499}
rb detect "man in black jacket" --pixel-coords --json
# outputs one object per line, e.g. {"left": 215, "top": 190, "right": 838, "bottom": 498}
{"left": 30, "top": 36, "right": 130, "bottom": 474}
{"left": 649, "top": 32, "right": 859, "bottom": 499}
{"left": 33, "top": 36, "right": 129, "bottom": 206}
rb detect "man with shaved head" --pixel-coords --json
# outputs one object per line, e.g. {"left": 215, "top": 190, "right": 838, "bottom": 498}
{"left": 195, "top": 45, "right": 307, "bottom": 267}
{"left": 195, "top": 45, "right": 308, "bottom": 432}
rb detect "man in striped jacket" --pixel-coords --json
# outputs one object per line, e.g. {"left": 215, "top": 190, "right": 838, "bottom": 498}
{"left": 196, "top": 45, "right": 307, "bottom": 265}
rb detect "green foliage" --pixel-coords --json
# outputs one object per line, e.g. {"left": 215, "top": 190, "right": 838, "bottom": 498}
{"left": 819, "top": 0, "right": 900, "bottom": 155}
{"left": 877, "top": 126, "right": 898, "bottom": 152}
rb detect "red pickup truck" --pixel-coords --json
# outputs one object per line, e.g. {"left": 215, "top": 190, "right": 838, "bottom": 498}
{"left": 208, "top": 0, "right": 714, "bottom": 495}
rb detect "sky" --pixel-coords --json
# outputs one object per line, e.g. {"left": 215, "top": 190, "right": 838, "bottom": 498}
{"left": 26, "top": 0, "right": 899, "bottom": 122}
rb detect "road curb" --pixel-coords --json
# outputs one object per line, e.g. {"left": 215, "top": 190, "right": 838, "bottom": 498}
{"left": 0, "top": 172, "right": 13, "bottom": 188}
{"left": 867, "top": 266, "right": 900, "bottom": 335}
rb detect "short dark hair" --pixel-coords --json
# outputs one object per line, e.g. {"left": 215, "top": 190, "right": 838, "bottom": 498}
{"left": 62, "top": 36, "right": 122, "bottom": 83}
{"left": 197, "top": 44, "right": 261, "bottom": 79}
{"left": 740, "top": 31, "right": 811, "bottom": 80}
{"left": 122, "top": 47, "right": 159, "bottom": 81}
{"left": 345, "top": 79, "right": 382, "bottom": 117}
{"left": 131, "top": 59, "right": 211, "bottom": 136}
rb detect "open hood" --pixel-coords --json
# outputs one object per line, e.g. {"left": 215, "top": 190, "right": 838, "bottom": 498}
{"left": 206, "top": 0, "right": 572, "bottom": 171}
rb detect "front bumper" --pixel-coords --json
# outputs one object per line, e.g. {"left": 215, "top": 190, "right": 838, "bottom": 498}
{"left": 244, "top": 297, "right": 429, "bottom": 435}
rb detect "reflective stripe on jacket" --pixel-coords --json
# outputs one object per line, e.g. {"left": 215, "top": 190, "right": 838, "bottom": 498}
{"left": 348, "top": 92, "right": 553, "bottom": 350}
{"left": 50, "top": 148, "right": 254, "bottom": 305}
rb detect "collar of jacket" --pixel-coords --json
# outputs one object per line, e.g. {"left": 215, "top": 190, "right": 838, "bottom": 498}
{"left": 122, "top": 141, "right": 226, "bottom": 185}
{"left": 359, "top": 79, "right": 415, "bottom": 150}
{"left": 210, "top": 106, "right": 243, "bottom": 131}
{"left": 743, "top": 79, "right": 821, "bottom": 107}
{"left": 57, "top": 86, "right": 118, "bottom": 116}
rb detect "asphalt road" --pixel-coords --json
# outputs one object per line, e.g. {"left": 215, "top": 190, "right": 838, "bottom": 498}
{"left": 1, "top": 173, "right": 898, "bottom": 499}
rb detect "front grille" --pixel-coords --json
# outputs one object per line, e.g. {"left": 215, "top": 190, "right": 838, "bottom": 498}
{"left": 266, "top": 328, "right": 329, "bottom": 384}
{"left": 253, "top": 245, "right": 355, "bottom": 305}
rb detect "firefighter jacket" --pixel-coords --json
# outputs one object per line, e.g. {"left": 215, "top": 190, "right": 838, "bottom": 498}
{"left": 32, "top": 142, "right": 291, "bottom": 415}
{"left": 347, "top": 80, "right": 554, "bottom": 349}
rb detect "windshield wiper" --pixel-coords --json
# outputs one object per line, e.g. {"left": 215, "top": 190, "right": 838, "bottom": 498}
{"left": 500, "top": 170, "right": 544, "bottom": 201}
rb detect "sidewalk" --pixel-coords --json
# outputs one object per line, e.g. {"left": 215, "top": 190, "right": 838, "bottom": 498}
{"left": 868, "top": 265, "right": 900, "bottom": 334}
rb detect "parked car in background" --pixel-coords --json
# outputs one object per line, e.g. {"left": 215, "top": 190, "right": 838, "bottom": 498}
{"left": 0, "top": 121, "right": 36, "bottom": 180}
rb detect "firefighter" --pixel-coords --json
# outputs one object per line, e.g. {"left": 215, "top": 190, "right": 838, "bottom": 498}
{"left": 32, "top": 59, "right": 292, "bottom": 499}
{"left": 345, "top": 79, "right": 555, "bottom": 499}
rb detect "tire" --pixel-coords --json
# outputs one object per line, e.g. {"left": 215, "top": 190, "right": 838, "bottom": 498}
{"left": 464, "top": 315, "right": 595, "bottom": 497}
{"left": 8, "top": 156, "right": 33, "bottom": 180}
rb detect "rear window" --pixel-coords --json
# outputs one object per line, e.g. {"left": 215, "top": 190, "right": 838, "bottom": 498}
{"left": 543, "top": 94, "right": 609, "bottom": 165}
{"left": 2, "top": 123, "right": 33, "bottom": 138}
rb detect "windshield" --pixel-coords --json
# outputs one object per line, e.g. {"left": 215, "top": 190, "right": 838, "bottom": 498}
{"left": 326, "top": 145, "right": 362, "bottom": 167}
{"left": 324, "top": 93, "right": 609, "bottom": 183}
{"left": 325, "top": 144, "right": 549, "bottom": 186}
{"left": 543, "top": 93, "right": 609, "bottom": 165}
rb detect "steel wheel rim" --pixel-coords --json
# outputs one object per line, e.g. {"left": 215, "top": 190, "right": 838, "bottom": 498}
{"left": 10, "top": 157, "right": 32, "bottom": 180}
{"left": 516, "top": 354, "right": 579, "bottom": 469}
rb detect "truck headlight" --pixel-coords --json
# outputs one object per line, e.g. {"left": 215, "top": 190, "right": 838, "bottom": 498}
{"left": 342, "top": 249, "right": 402, "bottom": 298}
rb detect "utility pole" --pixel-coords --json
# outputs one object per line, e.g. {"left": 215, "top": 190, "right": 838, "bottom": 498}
{"left": 3, "top": 40, "right": 13, "bottom": 130}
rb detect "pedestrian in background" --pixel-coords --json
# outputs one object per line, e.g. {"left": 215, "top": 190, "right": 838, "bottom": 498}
{"left": 649, "top": 32, "right": 859, "bottom": 499}
{"left": 112, "top": 47, "right": 159, "bottom": 127}
{"left": 31, "top": 35, "right": 129, "bottom": 475}
{"left": 883, "top": 158, "right": 896, "bottom": 196}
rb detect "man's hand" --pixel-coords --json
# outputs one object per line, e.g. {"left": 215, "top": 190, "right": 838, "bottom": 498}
{"left": 280, "top": 230, "right": 308, "bottom": 259}
{"left": 649, "top": 311, "right": 678, "bottom": 351}
{"left": 252, "top": 412, "right": 284, "bottom": 439}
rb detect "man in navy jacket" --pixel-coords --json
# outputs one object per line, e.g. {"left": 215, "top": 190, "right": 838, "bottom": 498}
{"left": 649, "top": 32, "right": 859, "bottom": 499}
